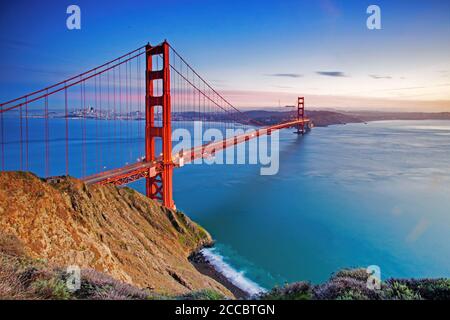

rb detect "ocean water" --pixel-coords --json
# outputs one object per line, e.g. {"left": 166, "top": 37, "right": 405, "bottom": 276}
{"left": 170, "top": 120, "right": 450, "bottom": 292}
{"left": 2, "top": 118, "right": 450, "bottom": 293}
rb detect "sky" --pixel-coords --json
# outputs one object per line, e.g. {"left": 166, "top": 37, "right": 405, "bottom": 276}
{"left": 0, "top": 0, "right": 449, "bottom": 111}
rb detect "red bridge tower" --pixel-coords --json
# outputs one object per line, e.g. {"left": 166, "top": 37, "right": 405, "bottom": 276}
{"left": 296, "top": 96, "right": 305, "bottom": 135}
{"left": 145, "top": 41, "right": 175, "bottom": 209}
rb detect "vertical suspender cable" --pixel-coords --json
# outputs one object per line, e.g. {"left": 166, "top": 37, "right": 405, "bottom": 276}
{"left": 25, "top": 97, "right": 29, "bottom": 170}
{"left": 0, "top": 103, "right": 4, "bottom": 170}
{"left": 137, "top": 51, "right": 141, "bottom": 141}
{"left": 128, "top": 59, "right": 132, "bottom": 163}
{"left": 113, "top": 67, "right": 117, "bottom": 166}
{"left": 126, "top": 58, "right": 130, "bottom": 163}
{"left": 44, "top": 91, "right": 49, "bottom": 176}
{"left": 118, "top": 61, "right": 122, "bottom": 163}
{"left": 19, "top": 102, "right": 23, "bottom": 170}
{"left": 82, "top": 80, "right": 87, "bottom": 177}
{"left": 64, "top": 85, "right": 69, "bottom": 175}
{"left": 106, "top": 68, "right": 110, "bottom": 168}
{"left": 99, "top": 73, "right": 103, "bottom": 170}
{"left": 95, "top": 76, "right": 99, "bottom": 172}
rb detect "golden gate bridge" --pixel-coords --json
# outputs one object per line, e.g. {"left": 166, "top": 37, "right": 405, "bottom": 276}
{"left": 0, "top": 41, "right": 309, "bottom": 209}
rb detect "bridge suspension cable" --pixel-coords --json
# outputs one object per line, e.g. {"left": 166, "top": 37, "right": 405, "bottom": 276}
{"left": 0, "top": 40, "right": 308, "bottom": 209}
{"left": 167, "top": 44, "right": 264, "bottom": 127}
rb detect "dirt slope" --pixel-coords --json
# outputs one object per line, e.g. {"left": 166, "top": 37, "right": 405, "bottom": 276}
{"left": 0, "top": 172, "right": 231, "bottom": 297}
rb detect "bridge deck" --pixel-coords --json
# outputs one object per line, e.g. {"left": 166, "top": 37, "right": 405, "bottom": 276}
{"left": 82, "top": 118, "right": 310, "bottom": 186}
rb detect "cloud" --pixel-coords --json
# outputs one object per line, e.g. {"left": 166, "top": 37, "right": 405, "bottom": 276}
{"left": 369, "top": 74, "right": 392, "bottom": 79}
{"left": 272, "top": 85, "right": 294, "bottom": 89}
{"left": 266, "top": 73, "right": 303, "bottom": 78}
{"left": 316, "top": 71, "right": 347, "bottom": 77}
{"left": 217, "top": 89, "right": 450, "bottom": 111}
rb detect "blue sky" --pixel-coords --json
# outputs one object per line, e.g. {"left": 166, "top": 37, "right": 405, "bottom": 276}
{"left": 1, "top": 0, "right": 449, "bottom": 110}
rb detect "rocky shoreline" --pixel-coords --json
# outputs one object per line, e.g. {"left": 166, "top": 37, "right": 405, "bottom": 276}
{"left": 189, "top": 250, "right": 251, "bottom": 299}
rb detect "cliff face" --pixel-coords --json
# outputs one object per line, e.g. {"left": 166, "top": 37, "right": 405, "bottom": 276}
{"left": 0, "top": 172, "right": 231, "bottom": 297}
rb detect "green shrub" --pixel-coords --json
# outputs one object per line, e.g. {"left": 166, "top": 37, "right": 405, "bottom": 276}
{"left": 180, "top": 289, "right": 225, "bottom": 300}
{"left": 31, "top": 278, "right": 72, "bottom": 300}
{"left": 123, "top": 187, "right": 135, "bottom": 195}
{"left": 415, "top": 279, "right": 450, "bottom": 300}
{"left": 332, "top": 268, "right": 369, "bottom": 282}
{"left": 384, "top": 281, "right": 422, "bottom": 300}
{"left": 336, "top": 289, "right": 370, "bottom": 300}
{"left": 147, "top": 292, "right": 174, "bottom": 300}
{"left": 385, "top": 279, "right": 450, "bottom": 300}
{"left": 313, "top": 277, "right": 382, "bottom": 300}
{"left": 260, "top": 282, "right": 312, "bottom": 300}
{"left": 74, "top": 269, "right": 150, "bottom": 300}
{"left": 195, "top": 225, "right": 209, "bottom": 240}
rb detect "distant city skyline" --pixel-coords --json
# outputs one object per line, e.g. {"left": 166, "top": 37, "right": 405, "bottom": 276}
{"left": 1, "top": 0, "right": 449, "bottom": 111}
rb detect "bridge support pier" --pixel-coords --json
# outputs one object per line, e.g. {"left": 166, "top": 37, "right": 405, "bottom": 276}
{"left": 296, "top": 97, "right": 305, "bottom": 135}
{"left": 145, "top": 41, "right": 175, "bottom": 209}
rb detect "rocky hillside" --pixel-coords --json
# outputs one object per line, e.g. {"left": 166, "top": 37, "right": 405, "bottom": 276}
{"left": 0, "top": 172, "right": 231, "bottom": 297}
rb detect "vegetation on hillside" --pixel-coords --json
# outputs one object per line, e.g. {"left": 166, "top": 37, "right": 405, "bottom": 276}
{"left": 259, "top": 268, "right": 450, "bottom": 300}
{"left": 0, "top": 234, "right": 225, "bottom": 300}
{"left": 3, "top": 240, "right": 448, "bottom": 300}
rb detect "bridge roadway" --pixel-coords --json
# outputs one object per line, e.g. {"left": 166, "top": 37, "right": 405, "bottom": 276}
{"left": 82, "top": 118, "right": 310, "bottom": 186}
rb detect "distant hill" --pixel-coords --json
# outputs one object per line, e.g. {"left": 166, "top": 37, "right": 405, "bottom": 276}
{"left": 241, "top": 110, "right": 363, "bottom": 127}
{"left": 241, "top": 110, "right": 450, "bottom": 127}
{"left": 344, "top": 111, "right": 450, "bottom": 122}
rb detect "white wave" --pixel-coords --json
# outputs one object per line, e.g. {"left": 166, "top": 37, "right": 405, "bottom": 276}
{"left": 404, "top": 125, "right": 450, "bottom": 131}
{"left": 200, "top": 247, "right": 266, "bottom": 296}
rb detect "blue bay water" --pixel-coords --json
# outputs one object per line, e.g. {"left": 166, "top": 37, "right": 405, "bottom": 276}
{"left": 2, "top": 118, "right": 450, "bottom": 290}
{"left": 171, "top": 120, "right": 450, "bottom": 289}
